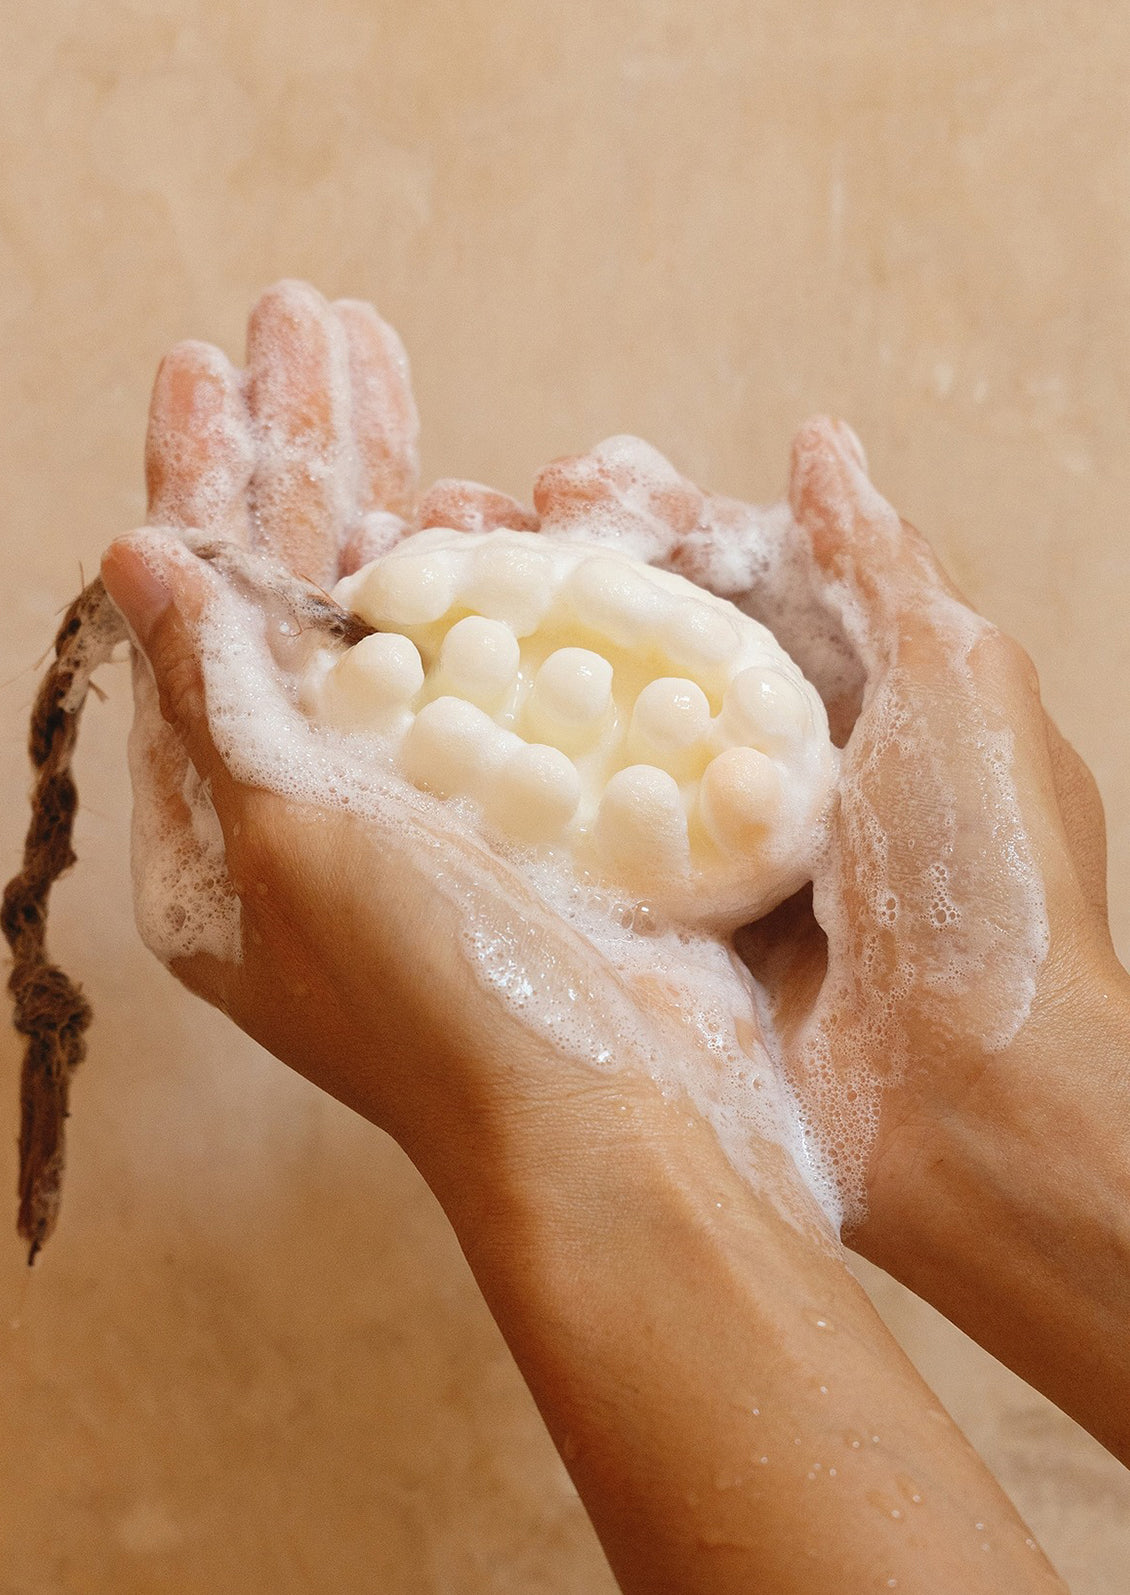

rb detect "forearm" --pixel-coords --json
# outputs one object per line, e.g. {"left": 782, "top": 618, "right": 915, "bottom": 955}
{"left": 858, "top": 953, "right": 1130, "bottom": 1463}
{"left": 416, "top": 1064, "right": 1064, "bottom": 1595}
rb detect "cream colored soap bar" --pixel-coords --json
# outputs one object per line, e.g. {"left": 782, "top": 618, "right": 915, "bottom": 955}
{"left": 304, "top": 528, "right": 838, "bottom": 927}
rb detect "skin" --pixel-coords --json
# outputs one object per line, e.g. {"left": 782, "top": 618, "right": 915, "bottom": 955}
{"left": 98, "top": 279, "right": 1129, "bottom": 1590}
{"left": 745, "top": 420, "right": 1130, "bottom": 1463}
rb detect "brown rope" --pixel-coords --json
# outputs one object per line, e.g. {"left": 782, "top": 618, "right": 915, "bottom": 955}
{"left": 3, "top": 541, "right": 374, "bottom": 1263}
{"left": 2, "top": 580, "right": 124, "bottom": 1261}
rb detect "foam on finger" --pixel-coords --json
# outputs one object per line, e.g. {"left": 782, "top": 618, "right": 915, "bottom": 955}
{"left": 244, "top": 280, "right": 353, "bottom": 588}
{"left": 334, "top": 298, "right": 420, "bottom": 519}
{"left": 145, "top": 341, "right": 255, "bottom": 542}
{"left": 418, "top": 479, "right": 539, "bottom": 535}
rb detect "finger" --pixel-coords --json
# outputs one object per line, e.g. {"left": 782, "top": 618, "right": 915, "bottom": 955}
{"left": 101, "top": 531, "right": 241, "bottom": 814}
{"left": 787, "top": 416, "right": 964, "bottom": 629}
{"left": 417, "top": 478, "right": 539, "bottom": 534}
{"left": 145, "top": 340, "right": 254, "bottom": 541}
{"left": 533, "top": 436, "right": 702, "bottom": 563}
{"left": 245, "top": 279, "right": 351, "bottom": 588}
{"left": 333, "top": 297, "right": 420, "bottom": 519}
{"left": 340, "top": 510, "right": 410, "bottom": 575}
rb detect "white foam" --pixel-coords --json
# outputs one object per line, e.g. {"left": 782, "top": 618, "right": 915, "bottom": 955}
{"left": 790, "top": 583, "right": 1051, "bottom": 1225}
{"left": 126, "top": 651, "right": 242, "bottom": 964}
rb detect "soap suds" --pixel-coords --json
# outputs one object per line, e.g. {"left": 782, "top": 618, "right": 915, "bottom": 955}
{"left": 122, "top": 422, "right": 1049, "bottom": 1241}
{"left": 127, "top": 654, "right": 242, "bottom": 965}
{"left": 116, "top": 532, "right": 839, "bottom": 1231}
{"left": 126, "top": 419, "right": 1051, "bottom": 1237}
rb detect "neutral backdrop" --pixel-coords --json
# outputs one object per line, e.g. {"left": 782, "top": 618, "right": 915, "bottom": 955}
{"left": 2, "top": 3, "right": 1129, "bottom": 1591}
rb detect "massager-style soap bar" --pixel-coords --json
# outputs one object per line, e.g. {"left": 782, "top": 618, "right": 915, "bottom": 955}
{"left": 305, "top": 528, "right": 838, "bottom": 927}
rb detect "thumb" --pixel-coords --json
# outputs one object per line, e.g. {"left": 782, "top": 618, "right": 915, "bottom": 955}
{"left": 788, "top": 416, "right": 966, "bottom": 642}
{"left": 101, "top": 531, "right": 240, "bottom": 812}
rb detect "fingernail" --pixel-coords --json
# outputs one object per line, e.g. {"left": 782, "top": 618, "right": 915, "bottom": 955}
{"left": 101, "top": 545, "right": 172, "bottom": 651}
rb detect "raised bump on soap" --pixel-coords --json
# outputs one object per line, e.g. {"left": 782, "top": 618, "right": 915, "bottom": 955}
{"left": 627, "top": 677, "right": 712, "bottom": 780}
{"left": 566, "top": 555, "right": 668, "bottom": 648}
{"left": 665, "top": 599, "right": 742, "bottom": 687}
{"left": 485, "top": 742, "right": 581, "bottom": 842}
{"left": 435, "top": 615, "right": 520, "bottom": 709}
{"left": 698, "top": 746, "right": 782, "bottom": 856}
{"left": 400, "top": 695, "right": 503, "bottom": 799}
{"left": 363, "top": 548, "right": 456, "bottom": 627}
{"left": 322, "top": 632, "right": 424, "bottom": 731}
{"left": 717, "top": 666, "right": 809, "bottom": 755}
{"left": 525, "top": 647, "right": 615, "bottom": 752}
{"left": 464, "top": 539, "right": 554, "bottom": 636}
{"left": 593, "top": 764, "right": 691, "bottom": 880}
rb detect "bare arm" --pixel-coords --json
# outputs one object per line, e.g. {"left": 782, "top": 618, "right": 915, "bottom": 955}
{"left": 102, "top": 527, "right": 1067, "bottom": 1595}
{"left": 428, "top": 1066, "right": 1066, "bottom": 1595}
{"left": 94, "top": 286, "right": 1091, "bottom": 1590}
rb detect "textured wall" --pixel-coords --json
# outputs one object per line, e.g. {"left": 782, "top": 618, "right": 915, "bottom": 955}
{"left": 2, "top": 3, "right": 1128, "bottom": 1591}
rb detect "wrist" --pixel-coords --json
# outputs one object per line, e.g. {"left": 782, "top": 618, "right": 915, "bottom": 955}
{"left": 854, "top": 941, "right": 1130, "bottom": 1459}
{"left": 411, "top": 1054, "right": 1067, "bottom": 1595}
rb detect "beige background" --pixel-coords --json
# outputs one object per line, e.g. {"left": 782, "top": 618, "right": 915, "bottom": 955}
{"left": 3, "top": 2, "right": 1129, "bottom": 1591}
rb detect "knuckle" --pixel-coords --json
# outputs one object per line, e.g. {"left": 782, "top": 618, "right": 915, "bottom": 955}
{"left": 983, "top": 628, "right": 1041, "bottom": 698}
{"left": 153, "top": 640, "right": 205, "bottom": 736}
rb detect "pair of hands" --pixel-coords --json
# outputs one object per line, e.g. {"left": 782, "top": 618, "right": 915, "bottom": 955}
{"left": 103, "top": 279, "right": 1121, "bottom": 1340}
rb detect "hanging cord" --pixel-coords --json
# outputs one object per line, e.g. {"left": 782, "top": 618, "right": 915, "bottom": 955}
{"left": 2, "top": 539, "right": 374, "bottom": 1262}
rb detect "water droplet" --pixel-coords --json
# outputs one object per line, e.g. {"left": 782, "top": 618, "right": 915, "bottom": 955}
{"left": 759, "top": 1456, "right": 769, "bottom": 1465}
{"left": 818, "top": 1385, "right": 828, "bottom": 1395}
{"left": 890, "top": 1509, "right": 902, "bottom": 1520}
{"left": 828, "top": 1468, "right": 837, "bottom": 1479}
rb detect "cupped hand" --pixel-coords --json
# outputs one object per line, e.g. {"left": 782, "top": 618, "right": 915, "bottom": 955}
{"left": 732, "top": 418, "right": 1124, "bottom": 1245}
{"left": 103, "top": 284, "right": 822, "bottom": 1225}
{"left": 111, "top": 280, "right": 1124, "bottom": 1262}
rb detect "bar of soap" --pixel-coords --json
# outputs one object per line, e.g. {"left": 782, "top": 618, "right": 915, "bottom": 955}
{"left": 305, "top": 528, "right": 838, "bottom": 927}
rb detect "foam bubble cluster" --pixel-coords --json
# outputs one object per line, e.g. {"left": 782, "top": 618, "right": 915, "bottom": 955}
{"left": 302, "top": 528, "right": 839, "bottom": 928}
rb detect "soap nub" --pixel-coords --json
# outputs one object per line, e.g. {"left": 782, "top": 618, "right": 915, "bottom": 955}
{"left": 312, "top": 528, "right": 839, "bottom": 926}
